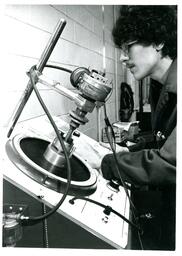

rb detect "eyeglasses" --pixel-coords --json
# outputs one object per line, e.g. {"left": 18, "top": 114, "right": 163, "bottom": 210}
{"left": 121, "top": 40, "right": 138, "bottom": 55}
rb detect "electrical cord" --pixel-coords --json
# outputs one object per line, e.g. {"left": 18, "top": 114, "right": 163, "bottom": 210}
{"left": 103, "top": 105, "right": 136, "bottom": 212}
{"left": 69, "top": 196, "right": 141, "bottom": 232}
{"left": 20, "top": 65, "right": 72, "bottom": 222}
{"left": 41, "top": 203, "right": 49, "bottom": 248}
{"left": 103, "top": 104, "right": 116, "bottom": 149}
{"left": 103, "top": 103, "right": 144, "bottom": 249}
{"left": 104, "top": 80, "right": 114, "bottom": 103}
{"left": 45, "top": 64, "right": 72, "bottom": 73}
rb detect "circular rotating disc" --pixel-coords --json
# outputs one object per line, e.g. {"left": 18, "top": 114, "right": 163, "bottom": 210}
{"left": 6, "top": 134, "right": 97, "bottom": 196}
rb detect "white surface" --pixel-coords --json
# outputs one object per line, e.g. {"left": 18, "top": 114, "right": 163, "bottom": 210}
{"left": 1, "top": 116, "right": 130, "bottom": 249}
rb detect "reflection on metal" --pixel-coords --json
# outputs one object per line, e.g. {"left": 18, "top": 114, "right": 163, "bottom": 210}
{"left": 3, "top": 218, "right": 22, "bottom": 247}
{"left": 5, "top": 134, "right": 97, "bottom": 196}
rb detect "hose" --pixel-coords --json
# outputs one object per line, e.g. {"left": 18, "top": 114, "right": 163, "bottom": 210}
{"left": 42, "top": 203, "right": 49, "bottom": 248}
{"left": 21, "top": 65, "right": 72, "bottom": 222}
{"left": 69, "top": 196, "right": 141, "bottom": 232}
{"left": 103, "top": 103, "right": 144, "bottom": 249}
{"left": 45, "top": 64, "right": 72, "bottom": 73}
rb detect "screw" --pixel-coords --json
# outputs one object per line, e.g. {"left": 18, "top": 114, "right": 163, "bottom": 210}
{"left": 102, "top": 216, "right": 109, "bottom": 223}
{"left": 38, "top": 195, "right": 44, "bottom": 199}
{"left": 107, "top": 194, "right": 113, "bottom": 201}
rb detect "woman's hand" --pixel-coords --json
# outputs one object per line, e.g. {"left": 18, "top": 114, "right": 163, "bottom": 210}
{"left": 88, "top": 142, "right": 129, "bottom": 171}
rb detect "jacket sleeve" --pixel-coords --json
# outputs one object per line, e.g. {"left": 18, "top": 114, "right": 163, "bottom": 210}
{"left": 101, "top": 127, "right": 176, "bottom": 186}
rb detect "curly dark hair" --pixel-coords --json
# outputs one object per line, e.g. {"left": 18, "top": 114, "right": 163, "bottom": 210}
{"left": 112, "top": 5, "right": 177, "bottom": 59}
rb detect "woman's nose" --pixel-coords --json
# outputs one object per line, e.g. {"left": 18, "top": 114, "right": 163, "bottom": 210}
{"left": 120, "top": 51, "right": 129, "bottom": 63}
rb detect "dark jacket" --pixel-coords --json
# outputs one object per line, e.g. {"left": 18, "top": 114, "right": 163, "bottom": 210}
{"left": 101, "top": 59, "right": 177, "bottom": 187}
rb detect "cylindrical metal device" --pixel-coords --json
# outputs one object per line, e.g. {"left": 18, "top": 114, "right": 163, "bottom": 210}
{"left": 43, "top": 139, "right": 73, "bottom": 168}
{"left": 79, "top": 72, "right": 112, "bottom": 102}
{"left": 3, "top": 217, "right": 22, "bottom": 247}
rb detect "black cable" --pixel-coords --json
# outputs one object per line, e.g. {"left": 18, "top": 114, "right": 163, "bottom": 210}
{"left": 45, "top": 64, "right": 72, "bottom": 73}
{"left": 69, "top": 196, "right": 141, "bottom": 232}
{"left": 104, "top": 80, "right": 114, "bottom": 103}
{"left": 106, "top": 131, "right": 137, "bottom": 214}
{"left": 21, "top": 65, "right": 72, "bottom": 222}
{"left": 103, "top": 103, "right": 144, "bottom": 249}
{"left": 103, "top": 105, "right": 116, "bottom": 150}
{"left": 41, "top": 203, "right": 49, "bottom": 248}
{"left": 103, "top": 105, "right": 136, "bottom": 213}
{"left": 105, "top": 125, "right": 144, "bottom": 249}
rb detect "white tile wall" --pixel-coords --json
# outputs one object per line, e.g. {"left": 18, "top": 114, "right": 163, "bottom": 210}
{"left": 5, "top": 17, "right": 50, "bottom": 59}
{"left": 5, "top": 5, "right": 67, "bottom": 34}
{"left": 105, "top": 42, "right": 115, "bottom": 59}
{"left": 93, "top": 18, "right": 103, "bottom": 37}
{"left": 104, "top": 5, "right": 114, "bottom": 18}
{"left": 84, "top": 5, "right": 103, "bottom": 21}
{"left": 104, "top": 6, "right": 114, "bottom": 31}
{"left": 105, "top": 58, "right": 115, "bottom": 74}
{"left": 1, "top": 91, "right": 28, "bottom": 127}
{"left": 51, "top": 5, "right": 68, "bottom": 16}
{"left": 4, "top": 54, "right": 34, "bottom": 91}
{"left": 67, "top": 5, "right": 94, "bottom": 31}
{"left": 74, "top": 23, "right": 91, "bottom": 49}
{"left": 89, "top": 33, "right": 103, "bottom": 55}
{"left": 105, "top": 27, "right": 114, "bottom": 45}
{"left": 2, "top": 4, "right": 131, "bottom": 141}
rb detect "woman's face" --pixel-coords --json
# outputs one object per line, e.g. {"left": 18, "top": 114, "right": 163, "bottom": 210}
{"left": 120, "top": 43, "right": 162, "bottom": 81}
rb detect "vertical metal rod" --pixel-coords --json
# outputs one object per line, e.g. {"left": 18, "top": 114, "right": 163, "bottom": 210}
{"left": 96, "top": 106, "right": 101, "bottom": 142}
{"left": 138, "top": 80, "right": 143, "bottom": 127}
{"left": 7, "top": 19, "right": 67, "bottom": 138}
{"left": 96, "top": 5, "right": 105, "bottom": 142}
{"left": 139, "top": 80, "right": 143, "bottom": 115}
{"left": 113, "top": 5, "right": 119, "bottom": 121}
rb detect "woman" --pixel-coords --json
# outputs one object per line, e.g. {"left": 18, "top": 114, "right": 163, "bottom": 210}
{"left": 101, "top": 6, "right": 177, "bottom": 250}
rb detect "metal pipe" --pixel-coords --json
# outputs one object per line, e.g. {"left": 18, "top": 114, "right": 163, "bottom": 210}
{"left": 7, "top": 19, "right": 67, "bottom": 138}
{"left": 38, "top": 75, "right": 79, "bottom": 102}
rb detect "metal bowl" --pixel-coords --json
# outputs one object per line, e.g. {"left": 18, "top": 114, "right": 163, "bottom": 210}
{"left": 5, "top": 134, "right": 97, "bottom": 196}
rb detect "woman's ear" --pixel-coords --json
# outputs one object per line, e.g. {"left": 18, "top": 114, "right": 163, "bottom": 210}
{"left": 155, "top": 43, "right": 164, "bottom": 52}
